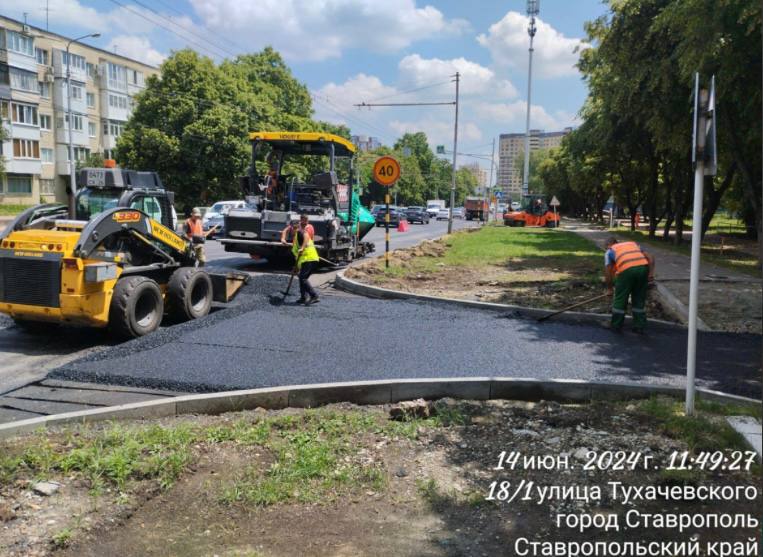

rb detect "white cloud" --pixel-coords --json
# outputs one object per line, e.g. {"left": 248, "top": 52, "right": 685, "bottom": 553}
{"left": 477, "top": 11, "right": 588, "bottom": 79}
{"left": 474, "top": 101, "right": 577, "bottom": 131}
{"left": 317, "top": 74, "right": 398, "bottom": 107}
{"left": 106, "top": 35, "right": 166, "bottom": 67}
{"left": 398, "top": 54, "right": 518, "bottom": 98}
{"left": 390, "top": 118, "right": 482, "bottom": 150}
{"left": 189, "top": 0, "right": 469, "bottom": 61}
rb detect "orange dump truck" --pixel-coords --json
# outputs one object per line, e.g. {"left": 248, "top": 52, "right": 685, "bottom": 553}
{"left": 464, "top": 197, "right": 489, "bottom": 221}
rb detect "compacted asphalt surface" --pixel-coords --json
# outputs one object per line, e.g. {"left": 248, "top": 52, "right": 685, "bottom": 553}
{"left": 51, "top": 275, "right": 762, "bottom": 399}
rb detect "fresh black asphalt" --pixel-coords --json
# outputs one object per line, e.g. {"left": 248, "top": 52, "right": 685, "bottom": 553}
{"left": 51, "top": 275, "right": 762, "bottom": 398}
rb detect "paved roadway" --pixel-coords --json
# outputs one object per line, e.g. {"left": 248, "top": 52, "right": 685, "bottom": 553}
{"left": 51, "top": 273, "right": 761, "bottom": 399}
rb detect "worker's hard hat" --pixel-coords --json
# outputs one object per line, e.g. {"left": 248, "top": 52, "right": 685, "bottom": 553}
{"left": 191, "top": 208, "right": 202, "bottom": 217}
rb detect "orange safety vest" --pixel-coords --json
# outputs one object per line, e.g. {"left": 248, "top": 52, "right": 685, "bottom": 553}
{"left": 186, "top": 218, "right": 203, "bottom": 238}
{"left": 611, "top": 241, "right": 648, "bottom": 274}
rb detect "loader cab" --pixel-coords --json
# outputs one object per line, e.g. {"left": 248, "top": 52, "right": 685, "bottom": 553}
{"left": 75, "top": 167, "right": 175, "bottom": 229}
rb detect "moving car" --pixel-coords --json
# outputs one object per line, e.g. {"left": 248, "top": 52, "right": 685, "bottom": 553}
{"left": 510, "top": 201, "right": 521, "bottom": 211}
{"left": 375, "top": 206, "right": 404, "bottom": 226}
{"left": 426, "top": 200, "right": 445, "bottom": 218}
{"left": 452, "top": 207, "right": 465, "bottom": 219}
{"left": 436, "top": 208, "right": 450, "bottom": 220}
{"left": 405, "top": 206, "right": 430, "bottom": 224}
{"left": 203, "top": 200, "right": 246, "bottom": 234}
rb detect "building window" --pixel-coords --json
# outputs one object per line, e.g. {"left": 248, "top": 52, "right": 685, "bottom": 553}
{"left": 88, "top": 121, "right": 96, "bottom": 137}
{"left": 6, "top": 31, "right": 34, "bottom": 56}
{"left": 67, "top": 147, "right": 90, "bottom": 161}
{"left": 57, "top": 113, "right": 83, "bottom": 132}
{"left": 40, "top": 178, "right": 56, "bottom": 194}
{"left": 6, "top": 175, "right": 33, "bottom": 194}
{"left": 86, "top": 92, "right": 95, "bottom": 108}
{"left": 13, "top": 139, "right": 40, "bottom": 159}
{"left": 9, "top": 68, "right": 37, "bottom": 92}
{"left": 86, "top": 62, "right": 96, "bottom": 79}
{"left": 0, "top": 100, "right": 8, "bottom": 119}
{"left": 0, "top": 63, "right": 8, "bottom": 86}
{"left": 38, "top": 81, "right": 50, "bottom": 98}
{"left": 11, "top": 103, "right": 38, "bottom": 126}
{"left": 35, "top": 47, "right": 49, "bottom": 65}
{"left": 39, "top": 114, "right": 52, "bottom": 130}
{"left": 108, "top": 94, "right": 129, "bottom": 110}
{"left": 103, "top": 119, "right": 124, "bottom": 137}
{"left": 130, "top": 69, "right": 144, "bottom": 86}
{"left": 41, "top": 147, "right": 54, "bottom": 163}
{"left": 60, "top": 51, "right": 86, "bottom": 71}
{"left": 107, "top": 63, "right": 127, "bottom": 90}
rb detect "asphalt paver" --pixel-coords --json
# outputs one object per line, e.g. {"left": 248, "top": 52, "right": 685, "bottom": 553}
{"left": 50, "top": 275, "right": 761, "bottom": 398}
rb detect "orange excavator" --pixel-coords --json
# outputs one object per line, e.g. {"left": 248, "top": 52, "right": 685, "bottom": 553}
{"left": 503, "top": 195, "right": 560, "bottom": 228}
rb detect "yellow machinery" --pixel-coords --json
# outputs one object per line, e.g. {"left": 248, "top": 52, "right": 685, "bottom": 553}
{"left": 1, "top": 186, "right": 247, "bottom": 339}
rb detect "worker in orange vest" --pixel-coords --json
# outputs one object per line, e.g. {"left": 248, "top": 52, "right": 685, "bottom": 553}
{"left": 604, "top": 237, "right": 655, "bottom": 333}
{"left": 185, "top": 208, "right": 217, "bottom": 266}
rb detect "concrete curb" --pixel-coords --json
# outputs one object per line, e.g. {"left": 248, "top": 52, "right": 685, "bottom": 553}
{"left": 655, "top": 282, "right": 712, "bottom": 331}
{"left": 0, "top": 377, "right": 757, "bottom": 440}
{"left": 334, "top": 271, "right": 686, "bottom": 332}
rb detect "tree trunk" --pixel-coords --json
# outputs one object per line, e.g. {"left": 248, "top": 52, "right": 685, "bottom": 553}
{"left": 701, "top": 163, "right": 736, "bottom": 239}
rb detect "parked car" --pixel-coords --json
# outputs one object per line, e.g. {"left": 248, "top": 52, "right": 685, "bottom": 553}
{"left": 203, "top": 200, "right": 246, "bottom": 237}
{"left": 405, "top": 206, "right": 430, "bottom": 224}
{"left": 436, "top": 208, "right": 450, "bottom": 220}
{"left": 375, "top": 206, "right": 404, "bottom": 226}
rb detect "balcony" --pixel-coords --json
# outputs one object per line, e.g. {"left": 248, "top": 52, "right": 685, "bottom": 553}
{"left": 6, "top": 158, "right": 41, "bottom": 175}
{"left": 53, "top": 79, "right": 86, "bottom": 114}
{"left": 99, "top": 90, "right": 130, "bottom": 121}
{"left": 8, "top": 122, "right": 40, "bottom": 141}
{"left": 52, "top": 50, "right": 87, "bottom": 83}
{"left": 4, "top": 50, "right": 36, "bottom": 73}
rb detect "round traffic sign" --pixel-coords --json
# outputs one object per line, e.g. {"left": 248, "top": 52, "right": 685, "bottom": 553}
{"left": 372, "top": 156, "right": 401, "bottom": 187}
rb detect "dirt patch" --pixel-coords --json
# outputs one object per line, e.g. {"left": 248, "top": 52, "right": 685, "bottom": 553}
{"left": 346, "top": 238, "right": 674, "bottom": 322}
{"left": 1, "top": 400, "right": 759, "bottom": 556}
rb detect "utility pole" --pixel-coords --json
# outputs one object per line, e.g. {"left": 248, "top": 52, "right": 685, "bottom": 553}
{"left": 489, "top": 137, "right": 496, "bottom": 222}
{"left": 448, "top": 72, "right": 460, "bottom": 234}
{"left": 66, "top": 33, "right": 100, "bottom": 218}
{"left": 521, "top": 0, "right": 539, "bottom": 198}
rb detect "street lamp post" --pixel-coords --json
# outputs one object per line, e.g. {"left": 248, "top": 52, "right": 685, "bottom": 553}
{"left": 521, "top": 0, "right": 539, "bottom": 199}
{"left": 66, "top": 33, "right": 100, "bottom": 218}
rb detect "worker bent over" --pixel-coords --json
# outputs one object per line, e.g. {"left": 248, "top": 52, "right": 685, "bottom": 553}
{"left": 293, "top": 214, "right": 320, "bottom": 305}
{"left": 604, "top": 237, "right": 655, "bottom": 333}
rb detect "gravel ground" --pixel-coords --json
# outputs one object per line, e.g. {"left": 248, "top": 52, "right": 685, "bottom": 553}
{"left": 49, "top": 275, "right": 762, "bottom": 398}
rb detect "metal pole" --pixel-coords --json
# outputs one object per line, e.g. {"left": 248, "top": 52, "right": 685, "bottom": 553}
{"left": 385, "top": 192, "right": 390, "bottom": 268}
{"left": 522, "top": 14, "right": 537, "bottom": 198}
{"left": 66, "top": 41, "right": 76, "bottom": 219}
{"left": 686, "top": 88, "right": 708, "bottom": 416}
{"left": 448, "top": 72, "right": 460, "bottom": 234}
{"left": 489, "top": 137, "right": 496, "bottom": 222}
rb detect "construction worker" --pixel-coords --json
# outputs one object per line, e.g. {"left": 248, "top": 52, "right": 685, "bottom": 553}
{"left": 604, "top": 237, "right": 655, "bottom": 333}
{"left": 185, "top": 208, "right": 216, "bottom": 267}
{"left": 293, "top": 214, "right": 320, "bottom": 305}
{"left": 280, "top": 215, "right": 314, "bottom": 244}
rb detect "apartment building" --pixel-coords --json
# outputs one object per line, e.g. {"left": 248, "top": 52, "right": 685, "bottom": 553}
{"left": 460, "top": 161, "right": 488, "bottom": 191}
{"left": 0, "top": 15, "right": 158, "bottom": 205}
{"left": 351, "top": 134, "right": 382, "bottom": 152}
{"left": 496, "top": 127, "right": 572, "bottom": 199}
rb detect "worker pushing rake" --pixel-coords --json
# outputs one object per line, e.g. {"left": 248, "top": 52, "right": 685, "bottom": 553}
{"left": 278, "top": 215, "right": 320, "bottom": 305}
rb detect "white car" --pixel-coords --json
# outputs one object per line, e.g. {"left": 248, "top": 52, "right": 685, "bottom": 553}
{"left": 510, "top": 201, "right": 521, "bottom": 211}
{"left": 436, "top": 208, "right": 450, "bottom": 220}
{"left": 203, "top": 200, "right": 246, "bottom": 230}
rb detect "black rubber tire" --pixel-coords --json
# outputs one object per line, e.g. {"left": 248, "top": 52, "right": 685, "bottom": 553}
{"left": 167, "top": 267, "right": 213, "bottom": 322}
{"left": 109, "top": 276, "right": 164, "bottom": 339}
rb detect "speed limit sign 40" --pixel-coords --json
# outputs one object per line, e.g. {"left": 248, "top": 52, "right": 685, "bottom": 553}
{"left": 373, "top": 156, "right": 401, "bottom": 187}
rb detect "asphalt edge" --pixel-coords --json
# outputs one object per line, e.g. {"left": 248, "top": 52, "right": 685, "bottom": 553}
{"left": 0, "top": 377, "right": 758, "bottom": 440}
{"left": 334, "top": 271, "right": 686, "bottom": 331}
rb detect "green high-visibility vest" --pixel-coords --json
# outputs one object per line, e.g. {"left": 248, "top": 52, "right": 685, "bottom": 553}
{"left": 292, "top": 230, "right": 319, "bottom": 268}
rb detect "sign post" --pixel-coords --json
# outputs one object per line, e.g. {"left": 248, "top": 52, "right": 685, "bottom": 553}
{"left": 550, "top": 195, "right": 560, "bottom": 223}
{"left": 373, "top": 156, "right": 402, "bottom": 269}
{"left": 686, "top": 74, "right": 716, "bottom": 416}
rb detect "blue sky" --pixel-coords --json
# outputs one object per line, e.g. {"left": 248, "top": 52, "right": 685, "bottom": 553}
{"left": 5, "top": 0, "right": 608, "bottom": 168}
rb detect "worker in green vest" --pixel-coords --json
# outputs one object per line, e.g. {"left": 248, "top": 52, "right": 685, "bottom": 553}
{"left": 292, "top": 214, "right": 321, "bottom": 305}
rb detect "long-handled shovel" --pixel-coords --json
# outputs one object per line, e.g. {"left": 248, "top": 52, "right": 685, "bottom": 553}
{"left": 280, "top": 265, "right": 298, "bottom": 302}
{"left": 537, "top": 293, "right": 609, "bottom": 322}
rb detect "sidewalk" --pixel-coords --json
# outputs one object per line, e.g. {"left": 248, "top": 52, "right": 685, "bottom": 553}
{"left": 566, "top": 220, "right": 762, "bottom": 334}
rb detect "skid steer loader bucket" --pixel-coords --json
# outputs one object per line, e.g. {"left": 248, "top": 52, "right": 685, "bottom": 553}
{"left": 209, "top": 270, "right": 250, "bottom": 303}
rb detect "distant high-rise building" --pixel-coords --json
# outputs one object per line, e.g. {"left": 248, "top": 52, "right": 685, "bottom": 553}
{"left": 497, "top": 127, "right": 572, "bottom": 200}
{"left": 460, "top": 161, "right": 488, "bottom": 192}
{"left": 351, "top": 134, "right": 381, "bottom": 152}
{"left": 0, "top": 15, "right": 159, "bottom": 204}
